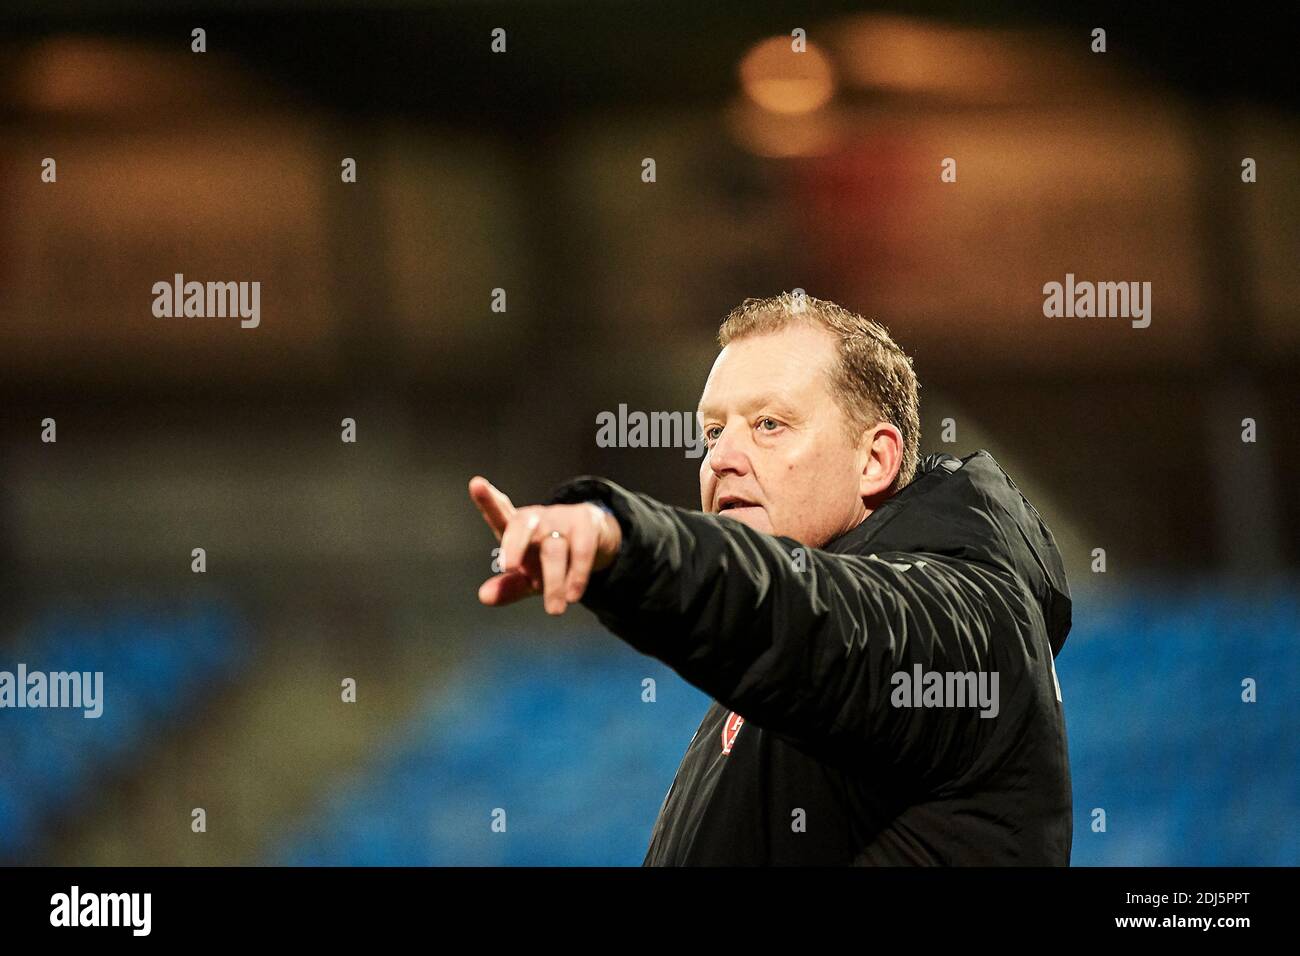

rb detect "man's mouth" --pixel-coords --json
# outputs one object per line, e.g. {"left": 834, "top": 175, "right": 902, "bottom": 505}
{"left": 717, "top": 495, "right": 761, "bottom": 515}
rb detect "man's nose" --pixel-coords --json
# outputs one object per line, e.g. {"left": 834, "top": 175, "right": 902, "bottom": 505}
{"left": 708, "top": 424, "right": 751, "bottom": 478}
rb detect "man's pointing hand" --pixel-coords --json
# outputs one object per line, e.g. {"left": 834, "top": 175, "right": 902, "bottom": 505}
{"left": 469, "top": 476, "right": 623, "bottom": 615}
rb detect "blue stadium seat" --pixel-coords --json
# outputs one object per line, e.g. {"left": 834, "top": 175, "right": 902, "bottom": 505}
{"left": 0, "top": 599, "right": 245, "bottom": 860}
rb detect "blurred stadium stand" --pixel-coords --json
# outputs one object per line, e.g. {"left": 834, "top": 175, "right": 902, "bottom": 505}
{"left": 1062, "top": 582, "right": 1299, "bottom": 866}
{"left": 270, "top": 636, "right": 709, "bottom": 866}
{"left": 0, "top": 600, "right": 244, "bottom": 860}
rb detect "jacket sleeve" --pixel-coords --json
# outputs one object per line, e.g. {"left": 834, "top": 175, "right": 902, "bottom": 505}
{"left": 547, "top": 476, "right": 1037, "bottom": 783}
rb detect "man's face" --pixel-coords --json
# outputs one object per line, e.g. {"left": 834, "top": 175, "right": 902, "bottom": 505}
{"left": 697, "top": 322, "right": 878, "bottom": 548}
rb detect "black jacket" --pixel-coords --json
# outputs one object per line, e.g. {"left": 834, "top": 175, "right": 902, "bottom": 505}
{"left": 547, "top": 450, "right": 1073, "bottom": 865}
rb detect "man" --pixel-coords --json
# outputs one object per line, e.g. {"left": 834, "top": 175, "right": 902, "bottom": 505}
{"left": 469, "top": 292, "right": 1073, "bottom": 865}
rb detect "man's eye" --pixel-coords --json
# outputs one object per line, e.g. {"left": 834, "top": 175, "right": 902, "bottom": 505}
{"left": 704, "top": 426, "right": 722, "bottom": 442}
{"left": 757, "top": 417, "right": 781, "bottom": 432}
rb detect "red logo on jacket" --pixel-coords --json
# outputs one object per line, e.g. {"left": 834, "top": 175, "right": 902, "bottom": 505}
{"left": 721, "top": 711, "right": 745, "bottom": 755}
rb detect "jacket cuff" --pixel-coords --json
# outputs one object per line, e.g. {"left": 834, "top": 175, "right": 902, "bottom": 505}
{"left": 543, "top": 475, "right": 657, "bottom": 612}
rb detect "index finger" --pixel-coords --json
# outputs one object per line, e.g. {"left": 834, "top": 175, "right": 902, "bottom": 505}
{"left": 469, "top": 475, "right": 516, "bottom": 540}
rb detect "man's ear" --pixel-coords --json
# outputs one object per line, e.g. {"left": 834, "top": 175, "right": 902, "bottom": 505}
{"left": 859, "top": 423, "right": 902, "bottom": 505}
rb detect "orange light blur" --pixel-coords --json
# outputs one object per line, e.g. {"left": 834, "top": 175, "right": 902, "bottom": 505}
{"left": 738, "top": 36, "right": 836, "bottom": 115}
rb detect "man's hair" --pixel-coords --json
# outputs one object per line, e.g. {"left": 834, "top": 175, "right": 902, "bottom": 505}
{"left": 717, "top": 292, "right": 921, "bottom": 491}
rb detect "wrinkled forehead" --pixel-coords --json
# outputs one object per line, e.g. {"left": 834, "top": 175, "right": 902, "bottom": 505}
{"left": 696, "top": 329, "right": 837, "bottom": 420}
